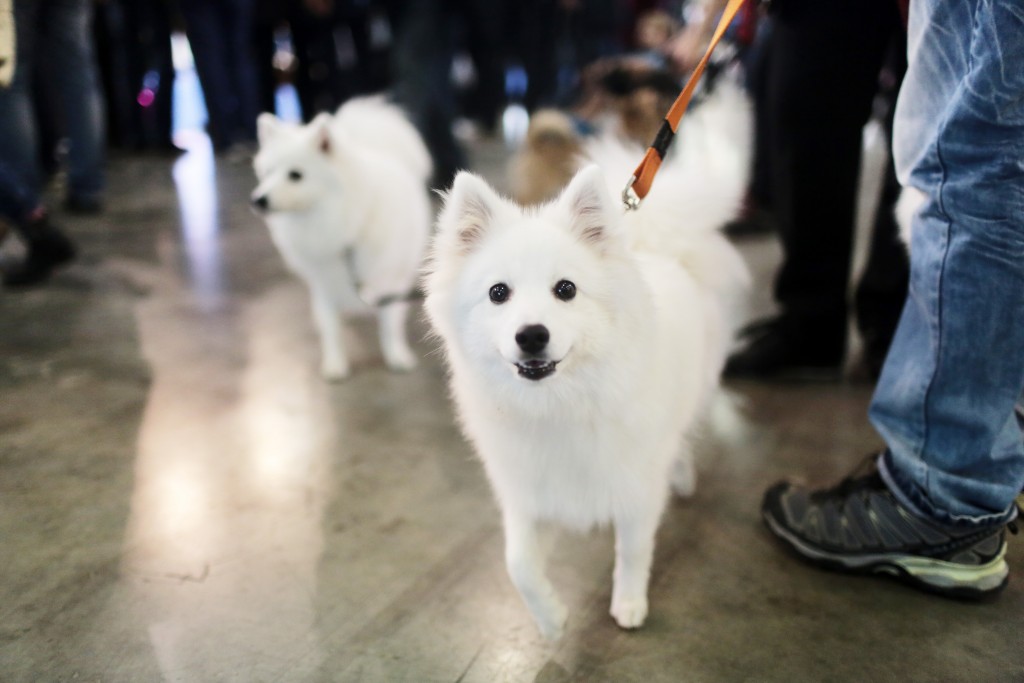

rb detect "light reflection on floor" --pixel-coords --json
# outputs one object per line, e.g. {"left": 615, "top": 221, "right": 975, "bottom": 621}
{"left": 170, "top": 139, "right": 222, "bottom": 310}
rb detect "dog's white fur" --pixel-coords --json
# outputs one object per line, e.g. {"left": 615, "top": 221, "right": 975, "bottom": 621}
{"left": 251, "top": 97, "right": 431, "bottom": 380}
{"left": 895, "top": 186, "right": 926, "bottom": 250}
{"left": 423, "top": 86, "right": 750, "bottom": 638}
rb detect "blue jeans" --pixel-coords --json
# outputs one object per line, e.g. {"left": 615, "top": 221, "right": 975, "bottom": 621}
{"left": 0, "top": 163, "right": 39, "bottom": 224}
{"left": 0, "top": 0, "right": 105, "bottom": 200}
{"left": 871, "top": 0, "right": 1024, "bottom": 528}
{"left": 179, "top": 0, "right": 261, "bottom": 150}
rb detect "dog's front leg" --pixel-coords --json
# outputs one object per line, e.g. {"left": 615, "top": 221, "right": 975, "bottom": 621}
{"left": 376, "top": 300, "right": 417, "bottom": 372}
{"left": 670, "top": 449, "right": 697, "bottom": 498}
{"left": 503, "top": 511, "right": 567, "bottom": 640}
{"left": 610, "top": 506, "right": 663, "bottom": 629}
{"left": 310, "top": 290, "right": 349, "bottom": 380}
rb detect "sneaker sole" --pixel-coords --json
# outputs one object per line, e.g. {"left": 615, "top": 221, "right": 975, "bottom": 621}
{"left": 764, "top": 509, "right": 1009, "bottom": 599}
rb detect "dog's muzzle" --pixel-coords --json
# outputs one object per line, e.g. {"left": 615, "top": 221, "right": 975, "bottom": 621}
{"left": 514, "top": 324, "right": 557, "bottom": 380}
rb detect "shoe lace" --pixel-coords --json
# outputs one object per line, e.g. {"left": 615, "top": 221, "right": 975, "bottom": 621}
{"left": 810, "top": 453, "right": 881, "bottom": 503}
{"left": 811, "top": 455, "right": 1024, "bottom": 538}
{"left": 1008, "top": 503, "right": 1021, "bottom": 535}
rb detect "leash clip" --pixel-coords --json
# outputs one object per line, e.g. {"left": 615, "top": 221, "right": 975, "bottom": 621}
{"left": 621, "top": 176, "right": 641, "bottom": 211}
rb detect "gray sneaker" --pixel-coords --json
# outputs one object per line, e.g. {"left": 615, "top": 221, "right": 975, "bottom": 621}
{"left": 762, "top": 455, "right": 1018, "bottom": 598}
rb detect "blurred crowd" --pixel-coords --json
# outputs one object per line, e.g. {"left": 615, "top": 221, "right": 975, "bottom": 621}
{"left": 0, "top": 0, "right": 769, "bottom": 281}
{"left": 1, "top": 0, "right": 906, "bottom": 384}
{"left": 87, "top": 0, "right": 758, "bottom": 181}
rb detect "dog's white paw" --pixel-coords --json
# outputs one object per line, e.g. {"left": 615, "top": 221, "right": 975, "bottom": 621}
{"left": 321, "top": 360, "right": 351, "bottom": 382}
{"left": 534, "top": 599, "right": 569, "bottom": 641}
{"left": 384, "top": 348, "right": 418, "bottom": 373}
{"left": 610, "top": 595, "right": 648, "bottom": 630}
{"left": 670, "top": 458, "right": 696, "bottom": 498}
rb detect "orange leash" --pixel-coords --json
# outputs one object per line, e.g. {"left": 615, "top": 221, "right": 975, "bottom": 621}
{"left": 622, "top": 0, "right": 748, "bottom": 210}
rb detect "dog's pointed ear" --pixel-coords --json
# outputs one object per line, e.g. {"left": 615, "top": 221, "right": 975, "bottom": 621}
{"left": 257, "top": 113, "right": 281, "bottom": 145}
{"left": 309, "top": 113, "right": 333, "bottom": 154}
{"left": 438, "top": 171, "right": 503, "bottom": 254}
{"left": 559, "top": 164, "right": 618, "bottom": 246}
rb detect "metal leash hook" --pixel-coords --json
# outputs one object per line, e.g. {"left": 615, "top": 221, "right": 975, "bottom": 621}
{"left": 621, "top": 176, "right": 641, "bottom": 212}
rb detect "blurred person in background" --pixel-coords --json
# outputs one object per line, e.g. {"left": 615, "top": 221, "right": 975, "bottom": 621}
{"left": 0, "top": 0, "right": 76, "bottom": 288}
{"left": 0, "top": 163, "right": 76, "bottom": 287}
{"left": 714, "top": 0, "right": 908, "bottom": 379}
{"left": 179, "top": 0, "right": 261, "bottom": 156}
{"left": 94, "top": 0, "right": 179, "bottom": 154}
{"left": 0, "top": 0, "right": 107, "bottom": 214}
{"left": 280, "top": 0, "right": 392, "bottom": 120}
{"left": 508, "top": 0, "right": 628, "bottom": 113}
{"left": 252, "top": 0, "right": 351, "bottom": 121}
{"left": 383, "top": 0, "right": 503, "bottom": 190}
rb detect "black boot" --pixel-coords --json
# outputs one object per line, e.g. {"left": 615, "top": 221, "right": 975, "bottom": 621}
{"left": 2, "top": 216, "right": 77, "bottom": 288}
{"left": 724, "top": 313, "right": 846, "bottom": 380}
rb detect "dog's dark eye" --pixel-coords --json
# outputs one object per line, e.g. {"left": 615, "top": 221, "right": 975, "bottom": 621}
{"left": 554, "top": 279, "right": 576, "bottom": 301}
{"left": 288, "top": 170, "right": 303, "bottom": 181}
{"left": 489, "top": 283, "right": 510, "bottom": 304}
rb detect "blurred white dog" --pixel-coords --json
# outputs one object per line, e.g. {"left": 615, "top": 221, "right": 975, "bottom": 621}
{"left": 251, "top": 97, "right": 431, "bottom": 379}
{"left": 895, "top": 186, "right": 926, "bottom": 249}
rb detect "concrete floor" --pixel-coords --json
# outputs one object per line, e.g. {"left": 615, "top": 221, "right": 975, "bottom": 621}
{"left": 1, "top": 135, "right": 1022, "bottom": 683}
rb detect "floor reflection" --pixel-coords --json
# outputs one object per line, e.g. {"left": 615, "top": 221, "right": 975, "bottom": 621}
{"left": 106, "top": 239, "right": 336, "bottom": 679}
{"left": 171, "top": 141, "right": 223, "bottom": 311}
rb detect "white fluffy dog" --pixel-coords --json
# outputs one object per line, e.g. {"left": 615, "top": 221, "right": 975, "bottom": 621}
{"left": 895, "top": 185, "right": 926, "bottom": 249}
{"left": 251, "top": 97, "right": 431, "bottom": 380}
{"left": 423, "top": 85, "right": 751, "bottom": 638}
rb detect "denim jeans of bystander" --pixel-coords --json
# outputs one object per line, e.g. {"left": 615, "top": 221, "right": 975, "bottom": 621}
{"left": 872, "top": 0, "right": 1024, "bottom": 528}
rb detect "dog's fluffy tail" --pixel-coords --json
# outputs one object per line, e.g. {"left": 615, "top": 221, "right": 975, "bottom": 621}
{"left": 333, "top": 95, "right": 433, "bottom": 184}
{"left": 586, "top": 79, "right": 753, "bottom": 298}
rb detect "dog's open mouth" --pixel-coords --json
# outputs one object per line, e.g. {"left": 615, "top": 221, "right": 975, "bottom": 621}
{"left": 516, "top": 359, "right": 558, "bottom": 381}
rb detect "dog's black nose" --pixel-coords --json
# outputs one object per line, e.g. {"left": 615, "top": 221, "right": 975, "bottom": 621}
{"left": 251, "top": 195, "right": 269, "bottom": 211}
{"left": 516, "top": 324, "right": 550, "bottom": 355}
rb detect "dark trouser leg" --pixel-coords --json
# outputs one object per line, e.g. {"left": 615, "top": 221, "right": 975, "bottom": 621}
{"left": 767, "top": 0, "right": 900, "bottom": 352}
{"left": 855, "top": 37, "right": 910, "bottom": 377}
